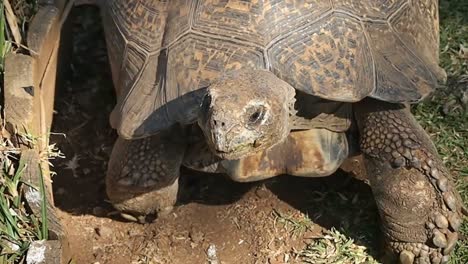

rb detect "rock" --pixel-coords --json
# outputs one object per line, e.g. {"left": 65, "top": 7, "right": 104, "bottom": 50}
{"left": 26, "top": 240, "right": 63, "bottom": 264}
{"left": 207, "top": 244, "right": 219, "bottom": 264}
{"left": 189, "top": 229, "right": 205, "bottom": 244}
{"left": 92, "top": 206, "right": 105, "bottom": 217}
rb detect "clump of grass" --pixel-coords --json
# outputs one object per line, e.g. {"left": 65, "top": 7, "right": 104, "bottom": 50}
{"left": 438, "top": 0, "right": 467, "bottom": 80}
{"left": 1, "top": 0, "right": 38, "bottom": 71}
{"left": 272, "top": 189, "right": 380, "bottom": 263}
{"left": 300, "top": 228, "right": 379, "bottom": 264}
{"left": 301, "top": 190, "right": 380, "bottom": 262}
{"left": 306, "top": 190, "right": 379, "bottom": 246}
{"left": 272, "top": 209, "right": 314, "bottom": 238}
{"left": 0, "top": 130, "right": 48, "bottom": 263}
{"left": 1, "top": 2, "right": 11, "bottom": 72}
{"left": 9, "top": 0, "right": 38, "bottom": 28}
{"left": 1, "top": 1, "right": 46, "bottom": 263}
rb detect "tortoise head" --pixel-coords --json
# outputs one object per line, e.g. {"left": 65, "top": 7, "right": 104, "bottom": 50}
{"left": 198, "top": 69, "right": 295, "bottom": 160}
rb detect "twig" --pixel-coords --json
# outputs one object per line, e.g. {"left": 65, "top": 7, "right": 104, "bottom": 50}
{"left": 4, "top": 0, "right": 22, "bottom": 45}
{"left": 8, "top": 40, "right": 39, "bottom": 55}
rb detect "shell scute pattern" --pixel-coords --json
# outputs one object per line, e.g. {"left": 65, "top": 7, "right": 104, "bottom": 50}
{"left": 109, "top": 45, "right": 149, "bottom": 133}
{"left": 108, "top": 0, "right": 167, "bottom": 53}
{"left": 268, "top": 15, "right": 374, "bottom": 101}
{"left": 163, "top": 0, "right": 193, "bottom": 46}
{"left": 390, "top": 0, "right": 443, "bottom": 80}
{"left": 112, "top": 51, "right": 164, "bottom": 138}
{"left": 363, "top": 22, "right": 434, "bottom": 102}
{"left": 189, "top": 0, "right": 331, "bottom": 46}
{"left": 103, "top": 0, "right": 441, "bottom": 137}
{"left": 119, "top": 46, "right": 147, "bottom": 94}
{"left": 101, "top": 11, "right": 126, "bottom": 89}
{"left": 167, "top": 35, "right": 265, "bottom": 91}
{"left": 167, "top": 35, "right": 265, "bottom": 95}
{"left": 332, "top": 0, "right": 405, "bottom": 20}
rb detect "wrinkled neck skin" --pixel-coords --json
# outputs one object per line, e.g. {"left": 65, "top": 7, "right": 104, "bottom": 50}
{"left": 197, "top": 69, "right": 296, "bottom": 160}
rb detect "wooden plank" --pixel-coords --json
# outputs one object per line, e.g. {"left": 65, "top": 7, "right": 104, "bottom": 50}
{"left": 3, "top": 54, "right": 38, "bottom": 137}
{"left": 21, "top": 150, "right": 64, "bottom": 240}
{"left": 21, "top": 150, "right": 70, "bottom": 264}
{"left": 38, "top": 34, "right": 60, "bottom": 141}
{"left": 27, "top": 6, "right": 60, "bottom": 150}
{"left": 27, "top": 1, "right": 71, "bottom": 148}
{"left": 5, "top": 2, "right": 74, "bottom": 263}
{"left": 28, "top": 6, "right": 60, "bottom": 88}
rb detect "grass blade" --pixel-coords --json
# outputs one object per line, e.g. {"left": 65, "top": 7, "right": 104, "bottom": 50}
{"left": 38, "top": 164, "right": 48, "bottom": 240}
{"left": 0, "top": 1, "right": 5, "bottom": 71}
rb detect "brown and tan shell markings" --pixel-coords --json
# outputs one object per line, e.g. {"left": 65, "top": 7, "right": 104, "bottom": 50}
{"left": 101, "top": 0, "right": 444, "bottom": 139}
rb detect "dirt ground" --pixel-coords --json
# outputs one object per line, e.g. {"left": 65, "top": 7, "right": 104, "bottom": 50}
{"left": 50, "top": 6, "right": 381, "bottom": 264}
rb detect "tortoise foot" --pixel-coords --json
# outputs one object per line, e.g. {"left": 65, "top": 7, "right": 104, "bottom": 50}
{"left": 386, "top": 242, "right": 449, "bottom": 264}
{"left": 106, "top": 131, "right": 185, "bottom": 218}
{"left": 383, "top": 184, "right": 461, "bottom": 264}
{"left": 355, "top": 99, "right": 464, "bottom": 264}
{"left": 110, "top": 178, "right": 179, "bottom": 222}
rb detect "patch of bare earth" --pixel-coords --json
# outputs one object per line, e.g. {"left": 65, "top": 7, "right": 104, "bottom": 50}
{"left": 50, "top": 6, "right": 380, "bottom": 264}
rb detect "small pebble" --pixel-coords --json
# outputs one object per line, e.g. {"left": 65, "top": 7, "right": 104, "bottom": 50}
{"left": 207, "top": 244, "right": 218, "bottom": 264}
{"left": 92, "top": 206, "right": 105, "bottom": 217}
{"left": 189, "top": 229, "right": 204, "bottom": 244}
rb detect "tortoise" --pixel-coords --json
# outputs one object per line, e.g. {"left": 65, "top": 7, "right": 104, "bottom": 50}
{"left": 94, "top": 0, "right": 465, "bottom": 263}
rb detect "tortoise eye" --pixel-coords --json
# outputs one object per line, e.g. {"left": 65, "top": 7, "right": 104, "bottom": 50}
{"left": 247, "top": 106, "right": 266, "bottom": 125}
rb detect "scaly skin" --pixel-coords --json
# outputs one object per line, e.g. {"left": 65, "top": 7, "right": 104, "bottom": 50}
{"left": 106, "top": 126, "right": 186, "bottom": 218}
{"left": 355, "top": 98, "right": 464, "bottom": 264}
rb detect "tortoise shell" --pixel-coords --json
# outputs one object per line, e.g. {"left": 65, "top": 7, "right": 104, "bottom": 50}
{"left": 101, "top": 0, "right": 444, "bottom": 139}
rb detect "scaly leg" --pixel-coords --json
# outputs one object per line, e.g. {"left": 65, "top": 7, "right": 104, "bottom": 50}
{"left": 106, "top": 127, "right": 186, "bottom": 219}
{"left": 354, "top": 98, "right": 464, "bottom": 264}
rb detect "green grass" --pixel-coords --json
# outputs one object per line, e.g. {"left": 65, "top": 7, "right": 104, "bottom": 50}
{"left": 272, "top": 209, "right": 315, "bottom": 238}
{"left": 300, "top": 228, "right": 379, "bottom": 264}
{"left": 273, "top": 188, "right": 381, "bottom": 263}
{"left": 273, "top": 197, "right": 380, "bottom": 263}
{"left": 0, "top": 0, "right": 38, "bottom": 70}
{"left": 438, "top": 0, "right": 468, "bottom": 79}
{"left": 0, "top": 135, "right": 48, "bottom": 263}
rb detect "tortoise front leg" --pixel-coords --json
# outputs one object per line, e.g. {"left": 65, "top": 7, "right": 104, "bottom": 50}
{"left": 106, "top": 126, "right": 186, "bottom": 221}
{"left": 354, "top": 98, "right": 464, "bottom": 264}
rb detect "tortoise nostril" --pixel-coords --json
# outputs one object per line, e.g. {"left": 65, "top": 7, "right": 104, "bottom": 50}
{"left": 212, "top": 119, "right": 226, "bottom": 127}
{"left": 253, "top": 140, "right": 260, "bottom": 147}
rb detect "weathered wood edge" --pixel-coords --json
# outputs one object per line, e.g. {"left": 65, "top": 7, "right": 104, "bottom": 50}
{"left": 4, "top": 0, "right": 71, "bottom": 263}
